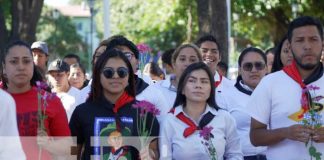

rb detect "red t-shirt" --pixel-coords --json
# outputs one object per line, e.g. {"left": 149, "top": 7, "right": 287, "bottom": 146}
{"left": 11, "top": 87, "right": 71, "bottom": 160}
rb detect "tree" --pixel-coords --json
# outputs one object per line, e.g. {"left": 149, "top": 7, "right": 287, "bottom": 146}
{"left": 232, "top": 0, "right": 324, "bottom": 49}
{"left": 196, "top": 0, "right": 229, "bottom": 64}
{"left": 36, "top": 6, "right": 88, "bottom": 67}
{"left": 0, "top": 0, "right": 44, "bottom": 52}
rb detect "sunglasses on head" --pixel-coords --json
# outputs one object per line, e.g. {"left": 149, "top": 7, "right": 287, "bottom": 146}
{"left": 102, "top": 67, "right": 129, "bottom": 79}
{"left": 124, "top": 52, "right": 135, "bottom": 61}
{"left": 242, "top": 62, "right": 266, "bottom": 72}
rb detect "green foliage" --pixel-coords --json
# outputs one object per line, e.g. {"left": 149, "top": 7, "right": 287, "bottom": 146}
{"left": 36, "top": 6, "right": 88, "bottom": 68}
{"left": 94, "top": 0, "right": 198, "bottom": 53}
{"left": 232, "top": 0, "right": 324, "bottom": 50}
{"left": 1, "top": 0, "right": 11, "bottom": 30}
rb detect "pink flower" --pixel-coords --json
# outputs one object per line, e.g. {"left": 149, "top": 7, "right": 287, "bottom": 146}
{"left": 136, "top": 43, "right": 152, "bottom": 54}
{"left": 199, "top": 126, "right": 214, "bottom": 140}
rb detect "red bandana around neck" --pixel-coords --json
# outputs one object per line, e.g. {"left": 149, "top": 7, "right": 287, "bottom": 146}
{"left": 113, "top": 91, "right": 135, "bottom": 113}
{"left": 283, "top": 60, "right": 309, "bottom": 118}
{"left": 169, "top": 108, "right": 215, "bottom": 138}
{"left": 214, "top": 74, "right": 223, "bottom": 88}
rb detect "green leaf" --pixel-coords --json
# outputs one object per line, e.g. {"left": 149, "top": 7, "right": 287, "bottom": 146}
{"left": 309, "top": 146, "right": 316, "bottom": 155}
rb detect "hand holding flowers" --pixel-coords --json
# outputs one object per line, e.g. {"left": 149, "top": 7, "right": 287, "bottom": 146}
{"left": 299, "top": 85, "right": 323, "bottom": 160}
{"left": 36, "top": 81, "right": 56, "bottom": 160}
{"left": 132, "top": 100, "right": 160, "bottom": 159}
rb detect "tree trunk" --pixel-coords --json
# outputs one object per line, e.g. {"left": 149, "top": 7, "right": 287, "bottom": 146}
{"left": 196, "top": 0, "right": 229, "bottom": 65}
{"left": 10, "top": 0, "right": 44, "bottom": 44}
{"left": 0, "top": 5, "right": 8, "bottom": 53}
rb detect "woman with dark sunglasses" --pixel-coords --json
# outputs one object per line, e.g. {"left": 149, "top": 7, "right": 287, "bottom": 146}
{"left": 218, "top": 47, "right": 268, "bottom": 160}
{"left": 69, "top": 49, "right": 159, "bottom": 160}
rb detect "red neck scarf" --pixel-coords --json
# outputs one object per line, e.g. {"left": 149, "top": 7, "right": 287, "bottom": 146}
{"left": 283, "top": 60, "right": 309, "bottom": 118}
{"left": 113, "top": 92, "right": 134, "bottom": 113}
{"left": 214, "top": 74, "right": 223, "bottom": 88}
{"left": 170, "top": 108, "right": 215, "bottom": 138}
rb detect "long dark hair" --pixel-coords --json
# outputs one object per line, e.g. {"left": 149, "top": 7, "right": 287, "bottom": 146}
{"left": 1, "top": 40, "right": 43, "bottom": 89}
{"left": 88, "top": 48, "right": 135, "bottom": 102}
{"left": 173, "top": 62, "right": 219, "bottom": 110}
{"left": 271, "top": 36, "right": 288, "bottom": 73}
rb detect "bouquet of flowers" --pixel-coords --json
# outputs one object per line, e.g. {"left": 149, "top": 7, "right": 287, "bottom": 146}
{"left": 136, "top": 43, "right": 151, "bottom": 77}
{"left": 36, "top": 81, "right": 55, "bottom": 160}
{"left": 132, "top": 100, "right": 160, "bottom": 150}
{"left": 299, "top": 85, "right": 323, "bottom": 160}
{"left": 199, "top": 126, "right": 217, "bottom": 160}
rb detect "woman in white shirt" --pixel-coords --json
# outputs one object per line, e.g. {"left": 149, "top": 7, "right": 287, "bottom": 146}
{"left": 154, "top": 43, "right": 203, "bottom": 116}
{"left": 159, "top": 62, "right": 243, "bottom": 160}
{"left": 220, "top": 47, "right": 268, "bottom": 160}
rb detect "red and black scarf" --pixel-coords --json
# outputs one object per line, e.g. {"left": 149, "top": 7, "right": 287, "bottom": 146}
{"left": 113, "top": 91, "right": 135, "bottom": 131}
{"left": 283, "top": 60, "right": 323, "bottom": 118}
{"left": 170, "top": 108, "right": 215, "bottom": 138}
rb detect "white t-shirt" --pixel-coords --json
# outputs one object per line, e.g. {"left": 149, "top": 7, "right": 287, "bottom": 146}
{"left": 220, "top": 82, "right": 267, "bottom": 156}
{"left": 159, "top": 105, "right": 243, "bottom": 160}
{"left": 136, "top": 84, "right": 169, "bottom": 123}
{"left": 153, "top": 76, "right": 177, "bottom": 114}
{"left": 247, "top": 70, "right": 324, "bottom": 160}
{"left": 214, "top": 71, "right": 234, "bottom": 107}
{"left": 80, "top": 79, "right": 92, "bottom": 103}
{"left": 0, "top": 89, "right": 26, "bottom": 160}
{"left": 56, "top": 86, "right": 82, "bottom": 121}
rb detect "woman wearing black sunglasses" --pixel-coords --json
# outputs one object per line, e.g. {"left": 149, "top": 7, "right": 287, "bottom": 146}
{"left": 69, "top": 49, "right": 159, "bottom": 160}
{"left": 218, "top": 47, "right": 268, "bottom": 160}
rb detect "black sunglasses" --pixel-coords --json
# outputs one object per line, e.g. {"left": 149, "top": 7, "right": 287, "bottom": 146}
{"left": 242, "top": 62, "right": 266, "bottom": 72}
{"left": 102, "top": 67, "right": 129, "bottom": 78}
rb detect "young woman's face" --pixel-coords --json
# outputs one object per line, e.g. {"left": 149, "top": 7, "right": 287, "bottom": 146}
{"left": 182, "top": 69, "right": 211, "bottom": 103}
{"left": 239, "top": 52, "right": 267, "bottom": 89}
{"left": 280, "top": 39, "right": 293, "bottom": 66}
{"left": 3, "top": 45, "right": 34, "bottom": 88}
{"left": 68, "top": 67, "right": 86, "bottom": 89}
{"left": 173, "top": 47, "right": 200, "bottom": 79}
{"left": 100, "top": 57, "right": 129, "bottom": 96}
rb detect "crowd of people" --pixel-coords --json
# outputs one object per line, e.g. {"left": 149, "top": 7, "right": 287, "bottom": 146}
{"left": 1, "top": 16, "right": 324, "bottom": 160}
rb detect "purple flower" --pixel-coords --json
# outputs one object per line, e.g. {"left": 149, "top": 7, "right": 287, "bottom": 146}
{"left": 136, "top": 43, "right": 151, "bottom": 54}
{"left": 313, "top": 95, "right": 324, "bottom": 102}
{"left": 307, "top": 85, "right": 320, "bottom": 91}
{"left": 132, "top": 100, "right": 161, "bottom": 117}
{"left": 199, "top": 126, "right": 213, "bottom": 140}
{"left": 36, "top": 81, "right": 48, "bottom": 91}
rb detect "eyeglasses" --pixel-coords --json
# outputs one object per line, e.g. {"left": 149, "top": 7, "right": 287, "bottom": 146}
{"left": 242, "top": 62, "right": 266, "bottom": 72}
{"left": 102, "top": 67, "right": 129, "bottom": 78}
{"left": 124, "top": 52, "right": 135, "bottom": 60}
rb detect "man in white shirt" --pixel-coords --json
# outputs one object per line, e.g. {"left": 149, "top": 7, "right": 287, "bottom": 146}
{"left": 47, "top": 59, "right": 82, "bottom": 121}
{"left": 248, "top": 16, "right": 324, "bottom": 160}
{"left": 195, "top": 35, "right": 234, "bottom": 106}
{"left": 0, "top": 89, "right": 26, "bottom": 160}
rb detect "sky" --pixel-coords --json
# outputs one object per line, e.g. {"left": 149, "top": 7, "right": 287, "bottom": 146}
{"left": 44, "top": 0, "right": 69, "bottom": 6}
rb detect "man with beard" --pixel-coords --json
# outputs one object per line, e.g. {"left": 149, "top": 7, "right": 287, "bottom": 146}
{"left": 248, "top": 16, "right": 324, "bottom": 160}
{"left": 195, "top": 35, "right": 234, "bottom": 106}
